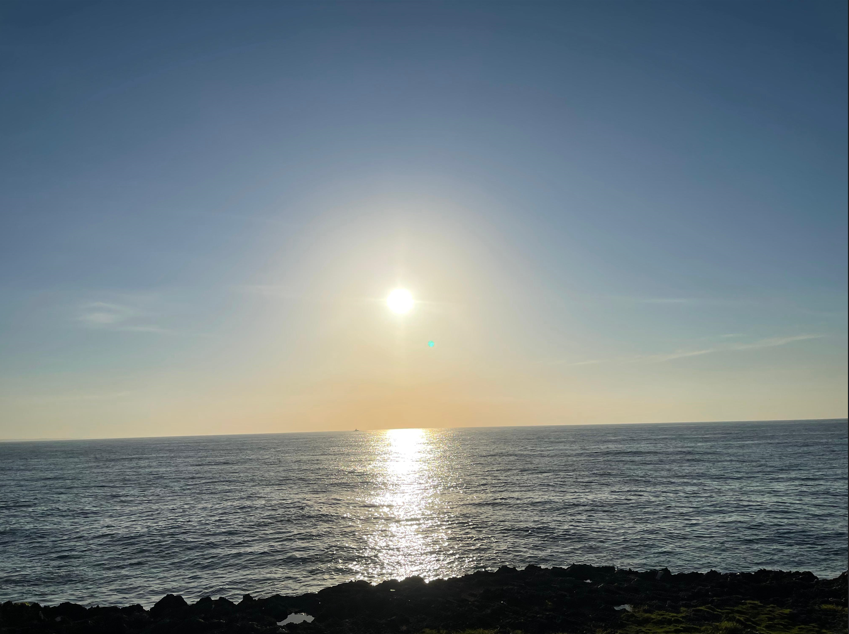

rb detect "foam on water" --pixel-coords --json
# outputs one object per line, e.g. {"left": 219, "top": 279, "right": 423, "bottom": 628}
{"left": 0, "top": 420, "right": 846, "bottom": 607}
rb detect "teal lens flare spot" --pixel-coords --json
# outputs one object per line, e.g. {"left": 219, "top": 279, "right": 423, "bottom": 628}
{"left": 428, "top": 341, "right": 435, "bottom": 347}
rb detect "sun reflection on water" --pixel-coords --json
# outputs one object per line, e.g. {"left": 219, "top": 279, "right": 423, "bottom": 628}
{"left": 385, "top": 428, "right": 427, "bottom": 478}
{"left": 355, "top": 428, "right": 454, "bottom": 581}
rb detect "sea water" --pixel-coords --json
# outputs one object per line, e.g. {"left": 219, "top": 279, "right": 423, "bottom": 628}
{"left": 0, "top": 420, "right": 846, "bottom": 606}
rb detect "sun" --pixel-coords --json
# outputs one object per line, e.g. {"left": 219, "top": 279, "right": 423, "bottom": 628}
{"left": 387, "top": 288, "right": 414, "bottom": 314}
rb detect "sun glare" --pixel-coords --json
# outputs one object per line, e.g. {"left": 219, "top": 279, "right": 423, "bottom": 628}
{"left": 387, "top": 288, "right": 414, "bottom": 314}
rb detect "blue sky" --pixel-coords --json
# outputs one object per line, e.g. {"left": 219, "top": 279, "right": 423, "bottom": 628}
{"left": 1, "top": 0, "right": 846, "bottom": 439}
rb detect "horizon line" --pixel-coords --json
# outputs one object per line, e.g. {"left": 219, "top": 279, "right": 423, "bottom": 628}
{"left": 1, "top": 417, "right": 845, "bottom": 443}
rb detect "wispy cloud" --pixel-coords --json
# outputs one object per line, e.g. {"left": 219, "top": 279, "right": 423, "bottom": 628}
{"left": 647, "top": 348, "right": 717, "bottom": 363}
{"left": 725, "top": 334, "right": 824, "bottom": 351}
{"left": 608, "top": 295, "right": 848, "bottom": 318}
{"left": 604, "top": 295, "right": 719, "bottom": 305}
{"left": 554, "top": 334, "right": 824, "bottom": 367}
{"left": 0, "top": 391, "right": 134, "bottom": 404}
{"left": 181, "top": 210, "right": 296, "bottom": 227}
{"left": 116, "top": 325, "right": 172, "bottom": 333}
{"left": 77, "top": 301, "right": 133, "bottom": 326}
{"left": 76, "top": 300, "right": 170, "bottom": 334}
{"left": 604, "top": 295, "right": 765, "bottom": 308}
{"left": 236, "top": 285, "right": 300, "bottom": 300}
{"left": 636, "top": 297, "right": 700, "bottom": 305}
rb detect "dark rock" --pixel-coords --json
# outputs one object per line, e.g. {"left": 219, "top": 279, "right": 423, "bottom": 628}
{"left": 1, "top": 601, "right": 45, "bottom": 626}
{"left": 212, "top": 596, "right": 237, "bottom": 616}
{"left": 150, "top": 594, "right": 188, "bottom": 620}
{"left": 49, "top": 602, "right": 88, "bottom": 621}
{"left": 2, "top": 566, "right": 846, "bottom": 634}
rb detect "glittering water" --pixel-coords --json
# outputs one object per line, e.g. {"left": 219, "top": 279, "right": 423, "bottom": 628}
{"left": 0, "top": 420, "right": 846, "bottom": 607}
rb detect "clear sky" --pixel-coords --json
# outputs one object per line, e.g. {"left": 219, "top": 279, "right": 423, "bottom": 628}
{"left": 1, "top": 0, "right": 846, "bottom": 439}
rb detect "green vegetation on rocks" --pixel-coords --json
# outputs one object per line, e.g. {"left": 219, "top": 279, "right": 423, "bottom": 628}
{"left": 612, "top": 600, "right": 847, "bottom": 633}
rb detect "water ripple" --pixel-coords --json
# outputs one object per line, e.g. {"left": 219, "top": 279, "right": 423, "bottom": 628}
{"left": 0, "top": 420, "right": 845, "bottom": 607}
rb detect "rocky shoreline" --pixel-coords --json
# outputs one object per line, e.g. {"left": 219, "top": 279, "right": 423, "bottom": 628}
{"left": 1, "top": 565, "right": 846, "bottom": 633}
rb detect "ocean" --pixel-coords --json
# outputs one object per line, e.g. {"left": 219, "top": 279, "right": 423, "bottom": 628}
{"left": 0, "top": 420, "right": 846, "bottom": 607}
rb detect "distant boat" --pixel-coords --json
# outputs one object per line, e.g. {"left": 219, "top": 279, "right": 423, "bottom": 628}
{"left": 354, "top": 428, "right": 360, "bottom": 432}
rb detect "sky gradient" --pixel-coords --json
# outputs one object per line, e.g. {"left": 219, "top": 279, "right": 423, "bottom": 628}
{"left": 1, "top": 0, "right": 846, "bottom": 439}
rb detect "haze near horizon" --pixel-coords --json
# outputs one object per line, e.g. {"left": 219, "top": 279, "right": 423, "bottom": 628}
{"left": 1, "top": 0, "right": 846, "bottom": 440}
